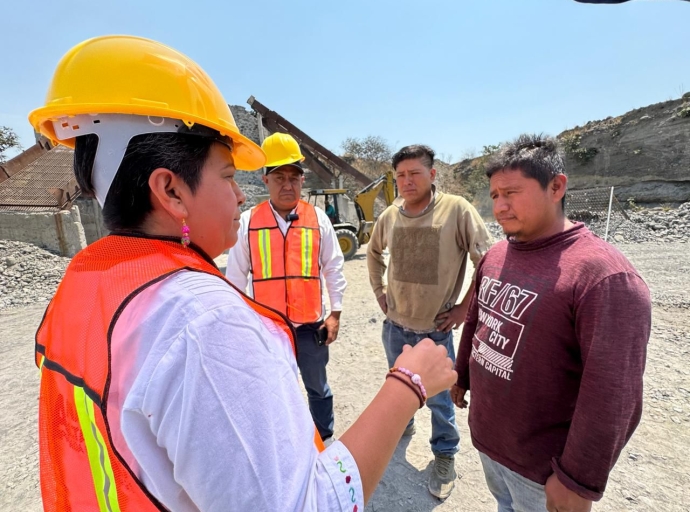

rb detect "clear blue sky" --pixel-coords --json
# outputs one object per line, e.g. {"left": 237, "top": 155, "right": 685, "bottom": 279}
{"left": 2, "top": 0, "right": 688, "bottom": 162}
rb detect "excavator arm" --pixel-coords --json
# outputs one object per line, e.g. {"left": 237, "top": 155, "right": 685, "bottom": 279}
{"left": 353, "top": 170, "right": 396, "bottom": 245}
{"left": 354, "top": 171, "right": 395, "bottom": 223}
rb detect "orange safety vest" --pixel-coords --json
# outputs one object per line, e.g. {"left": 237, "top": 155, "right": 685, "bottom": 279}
{"left": 35, "top": 234, "right": 324, "bottom": 512}
{"left": 248, "top": 200, "right": 323, "bottom": 324}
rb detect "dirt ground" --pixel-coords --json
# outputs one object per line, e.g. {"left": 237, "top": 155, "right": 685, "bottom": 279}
{"left": 1, "top": 241, "right": 688, "bottom": 511}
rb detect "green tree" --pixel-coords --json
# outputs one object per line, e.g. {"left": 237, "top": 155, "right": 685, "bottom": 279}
{"left": 482, "top": 144, "right": 500, "bottom": 157}
{"left": 0, "top": 126, "right": 22, "bottom": 164}
{"left": 341, "top": 135, "right": 393, "bottom": 164}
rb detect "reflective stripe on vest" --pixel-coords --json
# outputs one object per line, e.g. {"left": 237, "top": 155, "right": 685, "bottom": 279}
{"left": 248, "top": 200, "right": 323, "bottom": 324}
{"left": 35, "top": 234, "right": 321, "bottom": 511}
{"left": 74, "top": 385, "right": 121, "bottom": 512}
{"left": 258, "top": 228, "right": 272, "bottom": 279}
{"left": 301, "top": 227, "right": 313, "bottom": 276}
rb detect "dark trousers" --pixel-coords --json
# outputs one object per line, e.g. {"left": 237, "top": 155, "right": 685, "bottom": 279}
{"left": 295, "top": 322, "right": 334, "bottom": 440}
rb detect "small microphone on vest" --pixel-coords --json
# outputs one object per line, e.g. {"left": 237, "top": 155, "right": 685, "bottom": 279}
{"left": 286, "top": 213, "right": 299, "bottom": 222}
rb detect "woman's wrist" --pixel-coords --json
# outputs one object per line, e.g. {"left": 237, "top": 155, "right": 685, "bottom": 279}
{"left": 388, "top": 367, "right": 427, "bottom": 405}
{"left": 385, "top": 370, "right": 426, "bottom": 409}
{"left": 383, "top": 374, "right": 424, "bottom": 410}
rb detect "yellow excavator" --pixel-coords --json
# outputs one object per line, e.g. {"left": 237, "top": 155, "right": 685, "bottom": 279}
{"left": 307, "top": 171, "right": 396, "bottom": 259}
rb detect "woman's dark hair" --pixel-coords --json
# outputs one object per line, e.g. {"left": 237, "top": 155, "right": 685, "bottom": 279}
{"left": 74, "top": 132, "right": 216, "bottom": 231}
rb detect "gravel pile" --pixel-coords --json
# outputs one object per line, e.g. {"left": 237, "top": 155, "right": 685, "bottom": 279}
{"left": 0, "top": 240, "right": 70, "bottom": 311}
{"left": 484, "top": 202, "right": 689, "bottom": 244}
{"left": 238, "top": 183, "right": 267, "bottom": 211}
{"left": 230, "top": 105, "right": 261, "bottom": 145}
{"left": 603, "top": 202, "right": 689, "bottom": 244}
{"left": 229, "top": 104, "right": 270, "bottom": 202}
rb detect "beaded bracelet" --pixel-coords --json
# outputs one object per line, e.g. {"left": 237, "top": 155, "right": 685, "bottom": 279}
{"left": 390, "top": 367, "right": 427, "bottom": 401}
{"left": 387, "top": 366, "right": 428, "bottom": 407}
{"left": 386, "top": 372, "right": 425, "bottom": 408}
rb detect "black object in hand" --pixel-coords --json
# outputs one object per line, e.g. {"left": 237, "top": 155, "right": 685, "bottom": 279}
{"left": 317, "top": 326, "right": 328, "bottom": 346}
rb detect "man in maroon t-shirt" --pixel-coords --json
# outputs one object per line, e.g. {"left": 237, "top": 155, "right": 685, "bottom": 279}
{"left": 452, "top": 134, "right": 651, "bottom": 512}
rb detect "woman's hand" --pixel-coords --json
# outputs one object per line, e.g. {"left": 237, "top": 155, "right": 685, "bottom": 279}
{"left": 393, "top": 338, "right": 456, "bottom": 398}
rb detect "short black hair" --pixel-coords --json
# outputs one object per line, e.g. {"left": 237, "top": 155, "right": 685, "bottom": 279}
{"left": 392, "top": 144, "right": 435, "bottom": 170}
{"left": 74, "top": 132, "right": 217, "bottom": 231}
{"left": 485, "top": 134, "right": 565, "bottom": 187}
{"left": 486, "top": 134, "right": 566, "bottom": 209}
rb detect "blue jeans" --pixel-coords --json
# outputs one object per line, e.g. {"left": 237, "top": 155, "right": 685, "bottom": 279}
{"left": 479, "top": 452, "right": 548, "bottom": 512}
{"left": 295, "top": 323, "right": 334, "bottom": 440}
{"left": 382, "top": 320, "right": 460, "bottom": 457}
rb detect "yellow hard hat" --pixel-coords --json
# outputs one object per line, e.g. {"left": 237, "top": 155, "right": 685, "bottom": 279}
{"left": 261, "top": 133, "right": 305, "bottom": 168}
{"left": 29, "top": 35, "right": 265, "bottom": 171}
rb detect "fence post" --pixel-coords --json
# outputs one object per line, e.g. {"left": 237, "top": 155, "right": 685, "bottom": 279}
{"left": 604, "top": 186, "right": 614, "bottom": 242}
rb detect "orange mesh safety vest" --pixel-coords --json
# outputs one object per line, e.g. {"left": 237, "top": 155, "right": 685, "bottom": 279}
{"left": 248, "top": 200, "right": 323, "bottom": 324}
{"left": 35, "top": 234, "right": 324, "bottom": 512}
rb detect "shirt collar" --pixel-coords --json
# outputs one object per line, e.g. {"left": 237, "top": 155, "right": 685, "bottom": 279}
{"left": 268, "top": 200, "right": 298, "bottom": 222}
{"left": 400, "top": 184, "right": 437, "bottom": 215}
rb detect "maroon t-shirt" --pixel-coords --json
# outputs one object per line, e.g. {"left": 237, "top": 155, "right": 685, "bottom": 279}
{"left": 456, "top": 223, "right": 651, "bottom": 501}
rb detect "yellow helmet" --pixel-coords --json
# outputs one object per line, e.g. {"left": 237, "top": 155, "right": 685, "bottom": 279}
{"left": 28, "top": 35, "right": 265, "bottom": 172}
{"left": 261, "top": 133, "right": 305, "bottom": 168}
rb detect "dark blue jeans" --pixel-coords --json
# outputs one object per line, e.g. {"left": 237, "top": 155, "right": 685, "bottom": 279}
{"left": 382, "top": 319, "right": 460, "bottom": 457}
{"left": 295, "top": 323, "right": 334, "bottom": 440}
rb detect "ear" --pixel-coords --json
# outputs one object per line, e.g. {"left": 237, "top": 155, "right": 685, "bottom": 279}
{"left": 148, "top": 168, "right": 190, "bottom": 220}
{"left": 262, "top": 175, "right": 269, "bottom": 186}
{"left": 300, "top": 174, "right": 305, "bottom": 184}
{"left": 430, "top": 167, "right": 437, "bottom": 182}
{"left": 550, "top": 174, "right": 568, "bottom": 204}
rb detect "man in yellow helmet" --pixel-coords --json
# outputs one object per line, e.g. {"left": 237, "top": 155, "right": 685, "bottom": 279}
{"left": 226, "top": 132, "right": 347, "bottom": 445}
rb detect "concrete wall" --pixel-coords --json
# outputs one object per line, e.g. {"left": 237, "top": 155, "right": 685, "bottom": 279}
{"left": 0, "top": 206, "right": 87, "bottom": 257}
{"left": 75, "top": 197, "right": 108, "bottom": 245}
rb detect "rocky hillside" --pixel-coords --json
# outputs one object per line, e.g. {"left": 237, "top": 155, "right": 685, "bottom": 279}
{"left": 449, "top": 94, "right": 690, "bottom": 210}
{"left": 562, "top": 94, "right": 690, "bottom": 203}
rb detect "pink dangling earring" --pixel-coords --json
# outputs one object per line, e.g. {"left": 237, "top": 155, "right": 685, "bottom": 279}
{"left": 181, "top": 219, "right": 191, "bottom": 248}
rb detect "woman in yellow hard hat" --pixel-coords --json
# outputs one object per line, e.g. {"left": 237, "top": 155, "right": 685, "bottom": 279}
{"left": 31, "top": 35, "right": 456, "bottom": 512}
